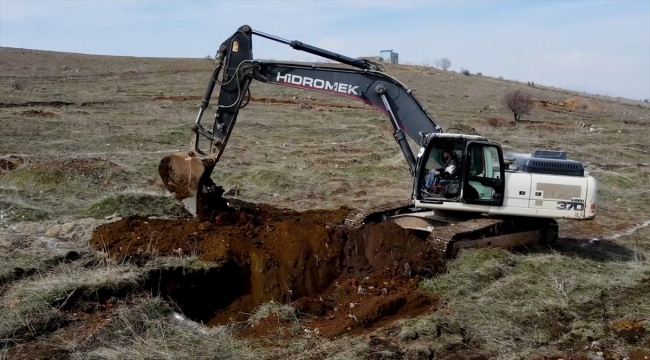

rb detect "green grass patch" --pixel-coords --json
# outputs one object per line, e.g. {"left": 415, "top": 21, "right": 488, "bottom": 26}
{"left": 342, "top": 164, "right": 403, "bottom": 178}
{"left": 0, "top": 200, "right": 51, "bottom": 224}
{"left": 4, "top": 158, "right": 134, "bottom": 195}
{"left": 596, "top": 169, "right": 642, "bottom": 190}
{"left": 216, "top": 168, "right": 311, "bottom": 193}
{"left": 78, "top": 193, "right": 186, "bottom": 218}
{"left": 420, "top": 248, "right": 517, "bottom": 299}
{"left": 4, "top": 168, "right": 66, "bottom": 191}
{"left": 152, "top": 124, "right": 193, "bottom": 146}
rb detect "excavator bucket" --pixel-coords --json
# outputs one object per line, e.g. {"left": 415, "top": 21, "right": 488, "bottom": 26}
{"left": 158, "top": 151, "right": 206, "bottom": 217}
{"left": 158, "top": 151, "right": 228, "bottom": 221}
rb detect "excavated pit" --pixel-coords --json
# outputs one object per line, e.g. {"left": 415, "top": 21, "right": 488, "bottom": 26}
{"left": 89, "top": 199, "right": 445, "bottom": 338}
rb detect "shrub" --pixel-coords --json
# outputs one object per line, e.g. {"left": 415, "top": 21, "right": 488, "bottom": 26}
{"left": 502, "top": 89, "right": 534, "bottom": 122}
{"left": 460, "top": 68, "right": 471, "bottom": 76}
{"left": 435, "top": 58, "right": 451, "bottom": 71}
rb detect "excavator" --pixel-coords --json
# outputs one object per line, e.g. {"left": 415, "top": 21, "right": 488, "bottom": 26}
{"left": 158, "top": 25, "right": 598, "bottom": 258}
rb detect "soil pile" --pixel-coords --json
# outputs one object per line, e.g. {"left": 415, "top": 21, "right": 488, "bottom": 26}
{"left": 21, "top": 109, "right": 58, "bottom": 117}
{"left": 0, "top": 155, "right": 25, "bottom": 172}
{"left": 89, "top": 199, "right": 444, "bottom": 338}
{"left": 563, "top": 96, "right": 603, "bottom": 112}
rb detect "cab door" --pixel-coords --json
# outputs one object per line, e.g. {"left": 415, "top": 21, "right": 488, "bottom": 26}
{"left": 462, "top": 141, "right": 505, "bottom": 206}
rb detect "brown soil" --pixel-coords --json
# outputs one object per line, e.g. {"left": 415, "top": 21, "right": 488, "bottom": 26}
{"left": 154, "top": 95, "right": 202, "bottom": 101}
{"left": 21, "top": 109, "right": 58, "bottom": 117}
{"left": 564, "top": 220, "right": 638, "bottom": 240}
{"left": 611, "top": 319, "right": 646, "bottom": 345}
{"left": 18, "top": 157, "right": 125, "bottom": 180}
{"left": 5, "top": 287, "right": 140, "bottom": 360}
{"left": 0, "top": 155, "right": 25, "bottom": 171}
{"left": 89, "top": 199, "right": 444, "bottom": 339}
{"left": 534, "top": 98, "right": 604, "bottom": 118}
{"left": 153, "top": 94, "right": 370, "bottom": 111}
{"left": 249, "top": 96, "right": 369, "bottom": 110}
{"left": 564, "top": 96, "right": 604, "bottom": 112}
{"left": 0, "top": 100, "right": 124, "bottom": 108}
{"left": 9, "top": 157, "right": 135, "bottom": 192}
{"left": 21, "top": 157, "right": 119, "bottom": 173}
{"left": 484, "top": 117, "right": 514, "bottom": 127}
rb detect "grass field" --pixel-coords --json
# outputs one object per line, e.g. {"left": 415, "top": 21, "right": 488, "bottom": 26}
{"left": 1, "top": 46, "right": 649, "bottom": 360}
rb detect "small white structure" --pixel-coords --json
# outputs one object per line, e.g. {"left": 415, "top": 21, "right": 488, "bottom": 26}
{"left": 379, "top": 49, "right": 399, "bottom": 64}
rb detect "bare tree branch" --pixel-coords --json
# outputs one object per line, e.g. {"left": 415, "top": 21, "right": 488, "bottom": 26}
{"left": 502, "top": 90, "right": 534, "bottom": 122}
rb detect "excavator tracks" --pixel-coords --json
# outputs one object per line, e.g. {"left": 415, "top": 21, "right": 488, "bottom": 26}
{"left": 428, "top": 217, "right": 557, "bottom": 259}
{"left": 344, "top": 200, "right": 557, "bottom": 259}
{"left": 344, "top": 200, "right": 415, "bottom": 228}
{"left": 427, "top": 218, "right": 506, "bottom": 258}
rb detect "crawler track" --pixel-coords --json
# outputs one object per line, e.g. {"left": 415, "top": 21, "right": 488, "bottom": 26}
{"left": 344, "top": 200, "right": 414, "bottom": 227}
{"left": 344, "top": 200, "right": 557, "bottom": 258}
{"left": 429, "top": 217, "right": 558, "bottom": 258}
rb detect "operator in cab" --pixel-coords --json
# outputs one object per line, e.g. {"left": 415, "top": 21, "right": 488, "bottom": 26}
{"left": 424, "top": 148, "right": 458, "bottom": 191}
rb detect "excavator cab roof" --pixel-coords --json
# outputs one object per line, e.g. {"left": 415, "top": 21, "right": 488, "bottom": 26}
{"left": 420, "top": 133, "right": 489, "bottom": 151}
{"left": 424, "top": 133, "right": 487, "bottom": 141}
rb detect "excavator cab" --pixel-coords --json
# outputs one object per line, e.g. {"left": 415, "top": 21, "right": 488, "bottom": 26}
{"left": 415, "top": 134, "right": 506, "bottom": 207}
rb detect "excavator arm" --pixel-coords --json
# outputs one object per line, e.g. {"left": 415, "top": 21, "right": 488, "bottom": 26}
{"left": 159, "top": 25, "right": 443, "bottom": 219}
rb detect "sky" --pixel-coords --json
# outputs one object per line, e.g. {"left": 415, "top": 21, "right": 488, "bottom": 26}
{"left": 1, "top": 0, "right": 649, "bottom": 100}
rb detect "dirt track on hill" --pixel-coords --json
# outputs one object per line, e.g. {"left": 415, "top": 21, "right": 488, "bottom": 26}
{"left": 89, "top": 199, "right": 444, "bottom": 338}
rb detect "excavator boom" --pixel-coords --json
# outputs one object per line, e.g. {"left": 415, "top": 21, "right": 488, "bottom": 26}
{"left": 159, "top": 25, "right": 442, "bottom": 220}
{"left": 159, "top": 25, "right": 597, "bottom": 259}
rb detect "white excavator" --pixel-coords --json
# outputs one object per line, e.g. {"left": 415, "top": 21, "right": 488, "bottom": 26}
{"left": 158, "top": 25, "right": 597, "bottom": 258}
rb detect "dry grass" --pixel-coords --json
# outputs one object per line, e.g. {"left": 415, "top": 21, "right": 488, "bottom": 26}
{"left": 419, "top": 237, "right": 650, "bottom": 358}
{"left": 0, "top": 262, "right": 144, "bottom": 345}
{"left": 1, "top": 46, "right": 649, "bottom": 359}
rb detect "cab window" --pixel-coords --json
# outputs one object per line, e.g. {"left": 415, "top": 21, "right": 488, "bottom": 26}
{"left": 465, "top": 143, "right": 503, "bottom": 202}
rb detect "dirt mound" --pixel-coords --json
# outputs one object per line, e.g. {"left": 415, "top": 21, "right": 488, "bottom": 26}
{"left": 21, "top": 109, "right": 58, "bottom": 117}
{"left": 563, "top": 96, "right": 603, "bottom": 112}
{"left": 154, "top": 95, "right": 202, "bottom": 101}
{"left": 153, "top": 94, "right": 369, "bottom": 111}
{"left": 12, "top": 157, "right": 131, "bottom": 188}
{"left": 534, "top": 97, "right": 604, "bottom": 116}
{"left": 250, "top": 96, "right": 369, "bottom": 111}
{"left": 611, "top": 319, "right": 646, "bottom": 345}
{"left": 484, "top": 117, "right": 513, "bottom": 127}
{"left": 21, "top": 157, "right": 118, "bottom": 173}
{"left": 0, "top": 100, "right": 120, "bottom": 109}
{"left": 89, "top": 200, "right": 443, "bottom": 338}
{"left": 0, "top": 155, "right": 25, "bottom": 172}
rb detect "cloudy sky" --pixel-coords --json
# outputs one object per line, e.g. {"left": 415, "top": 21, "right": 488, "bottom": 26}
{"left": 1, "top": 0, "right": 649, "bottom": 100}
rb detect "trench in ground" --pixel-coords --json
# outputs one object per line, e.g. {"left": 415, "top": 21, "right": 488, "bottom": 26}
{"left": 90, "top": 200, "right": 445, "bottom": 337}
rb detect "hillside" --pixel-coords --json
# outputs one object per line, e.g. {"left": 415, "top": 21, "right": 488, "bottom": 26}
{"left": 1, "top": 46, "right": 649, "bottom": 360}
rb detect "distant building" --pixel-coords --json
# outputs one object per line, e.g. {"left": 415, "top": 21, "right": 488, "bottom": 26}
{"left": 379, "top": 50, "right": 399, "bottom": 64}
